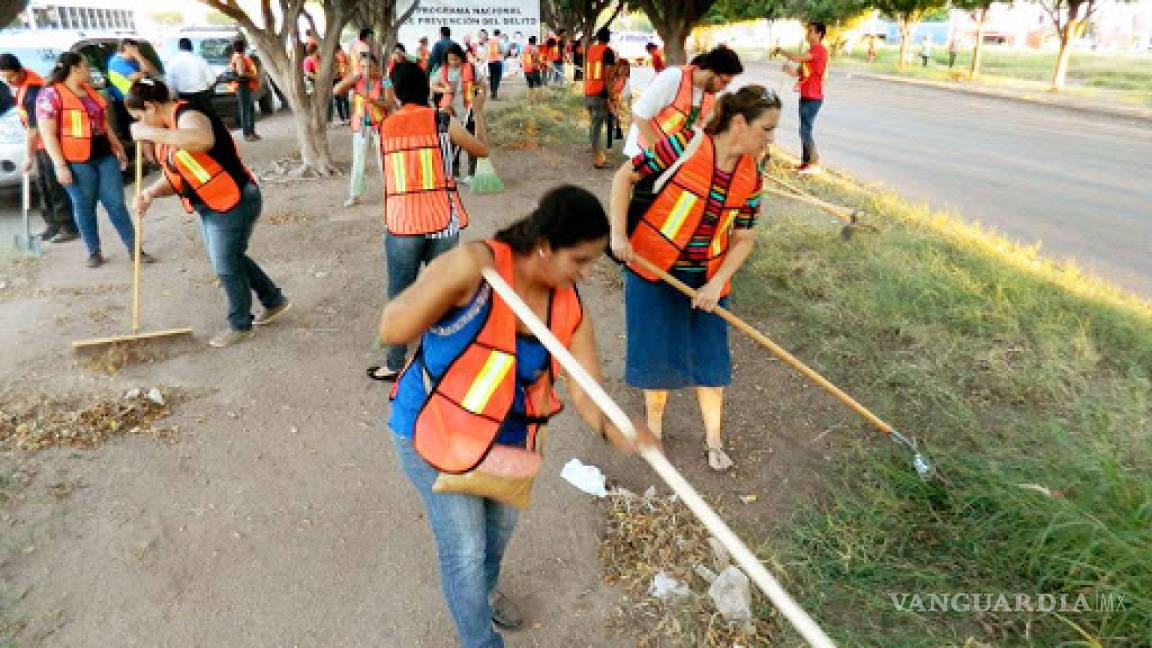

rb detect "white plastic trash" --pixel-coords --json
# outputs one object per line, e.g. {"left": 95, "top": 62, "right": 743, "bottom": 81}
{"left": 560, "top": 458, "right": 608, "bottom": 498}
{"left": 649, "top": 571, "right": 691, "bottom": 600}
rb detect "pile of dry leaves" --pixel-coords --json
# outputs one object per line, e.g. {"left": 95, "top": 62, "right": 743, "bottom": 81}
{"left": 0, "top": 389, "right": 179, "bottom": 452}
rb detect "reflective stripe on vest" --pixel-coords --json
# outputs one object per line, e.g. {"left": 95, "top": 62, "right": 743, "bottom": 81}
{"left": 380, "top": 104, "right": 468, "bottom": 235}
{"left": 438, "top": 62, "right": 476, "bottom": 110}
{"left": 229, "top": 54, "right": 258, "bottom": 91}
{"left": 351, "top": 78, "right": 386, "bottom": 133}
{"left": 15, "top": 71, "right": 46, "bottom": 150}
{"left": 642, "top": 66, "right": 716, "bottom": 149}
{"left": 584, "top": 43, "right": 608, "bottom": 96}
{"left": 54, "top": 82, "right": 105, "bottom": 163}
{"left": 157, "top": 101, "right": 247, "bottom": 213}
{"left": 487, "top": 39, "right": 501, "bottom": 62}
{"left": 522, "top": 47, "right": 537, "bottom": 73}
{"left": 408, "top": 239, "right": 583, "bottom": 474}
{"left": 627, "top": 132, "right": 759, "bottom": 297}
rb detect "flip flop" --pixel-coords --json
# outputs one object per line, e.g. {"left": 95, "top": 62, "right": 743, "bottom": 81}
{"left": 366, "top": 366, "right": 398, "bottom": 382}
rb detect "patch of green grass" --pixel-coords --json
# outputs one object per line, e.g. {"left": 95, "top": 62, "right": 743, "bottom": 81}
{"left": 840, "top": 44, "right": 1152, "bottom": 103}
{"left": 738, "top": 165, "right": 1152, "bottom": 646}
{"left": 485, "top": 86, "right": 587, "bottom": 149}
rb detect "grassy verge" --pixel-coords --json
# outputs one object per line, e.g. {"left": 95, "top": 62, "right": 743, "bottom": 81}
{"left": 838, "top": 45, "right": 1152, "bottom": 106}
{"left": 738, "top": 159, "right": 1151, "bottom": 645}
{"left": 484, "top": 86, "right": 588, "bottom": 149}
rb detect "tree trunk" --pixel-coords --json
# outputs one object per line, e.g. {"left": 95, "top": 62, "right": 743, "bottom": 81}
{"left": 656, "top": 18, "right": 691, "bottom": 65}
{"left": 898, "top": 22, "right": 911, "bottom": 70}
{"left": 969, "top": 6, "right": 988, "bottom": 79}
{"left": 1051, "top": 20, "right": 1076, "bottom": 90}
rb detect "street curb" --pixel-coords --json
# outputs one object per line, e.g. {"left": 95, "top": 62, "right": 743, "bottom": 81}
{"left": 847, "top": 72, "right": 1152, "bottom": 124}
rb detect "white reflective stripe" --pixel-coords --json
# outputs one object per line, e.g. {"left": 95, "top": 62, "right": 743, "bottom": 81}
{"left": 460, "top": 350, "right": 514, "bottom": 413}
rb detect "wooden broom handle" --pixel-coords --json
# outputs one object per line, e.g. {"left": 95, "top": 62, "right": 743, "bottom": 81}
{"left": 480, "top": 267, "right": 836, "bottom": 648}
{"left": 132, "top": 146, "right": 143, "bottom": 334}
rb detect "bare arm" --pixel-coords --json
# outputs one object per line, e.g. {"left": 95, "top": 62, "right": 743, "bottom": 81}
{"left": 333, "top": 72, "right": 360, "bottom": 95}
{"left": 130, "top": 109, "right": 215, "bottom": 153}
{"left": 634, "top": 118, "right": 659, "bottom": 149}
{"left": 608, "top": 162, "right": 641, "bottom": 260}
{"left": 448, "top": 118, "right": 488, "bottom": 158}
{"left": 774, "top": 48, "right": 813, "bottom": 63}
{"left": 378, "top": 244, "right": 485, "bottom": 345}
{"left": 693, "top": 228, "right": 756, "bottom": 312}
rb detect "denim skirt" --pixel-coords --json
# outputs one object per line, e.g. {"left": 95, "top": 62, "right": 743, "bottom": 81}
{"left": 624, "top": 267, "right": 732, "bottom": 389}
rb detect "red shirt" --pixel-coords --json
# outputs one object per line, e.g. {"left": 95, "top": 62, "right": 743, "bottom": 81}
{"left": 798, "top": 42, "right": 827, "bottom": 100}
{"left": 651, "top": 51, "right": 665, "bottom": 72}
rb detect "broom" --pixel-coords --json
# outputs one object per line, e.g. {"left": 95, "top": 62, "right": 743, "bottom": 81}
{"left": 470, "top": 157, "right": 504, "bottom": 194}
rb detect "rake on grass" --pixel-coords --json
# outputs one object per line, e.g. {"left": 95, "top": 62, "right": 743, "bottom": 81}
{"left": 762, "top": 174, "right": 867, "bottom": 241}
{"left": 629, "top": 255, "right": 933, "bottom": 479}
{"left": 72, "top": 147, "right": 192, "bottom": 350}
{"left": 480, "top": 265, "right": 837, "bottom": 648}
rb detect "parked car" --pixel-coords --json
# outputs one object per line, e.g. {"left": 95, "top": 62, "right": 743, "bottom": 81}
{"left": 160, "top": 28, "right": 278, "bottom": 127}
{"left": 0, "top": 29, "right": 164, "bottom": 186}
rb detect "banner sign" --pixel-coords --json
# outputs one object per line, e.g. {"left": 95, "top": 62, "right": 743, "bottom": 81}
{"left": 396, "top": 0, "right": 541, "bottom": 49}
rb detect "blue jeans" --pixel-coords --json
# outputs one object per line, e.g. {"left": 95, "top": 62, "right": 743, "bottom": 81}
{"left": 196, "top": 183, "right": 284, "bottom": 330}
{"left": 392, "top": 434, "right": 515, "bottom": 648}
{"left": 383, "top": 232, "right": 459, "bottom": 370}
{"left": 237, "top": 85, "right": 255, "bottom": 135}
{"left": 64, "top": 154, "right": 135, "bottom": 257}
{"left": 799, "top": 98, "right": 823, "bottom": 166}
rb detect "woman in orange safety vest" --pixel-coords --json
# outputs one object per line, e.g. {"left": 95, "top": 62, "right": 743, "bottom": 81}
{"left": 430, "top": 43, "right": 483, "bottom": 183}
{"left": 127, "top": 78, "right": 290, "bottom": 349}
{"left": 334, "top": 53, "right": 393, "bottom": 208}
{"left": 367, "top": 61, "right": 488, "bottom": 382}
{"left": 609, "top": 85, "right": 781, "bottom": 472}
{"left": 380, "top": 184, "right": 654, "bottom": 646}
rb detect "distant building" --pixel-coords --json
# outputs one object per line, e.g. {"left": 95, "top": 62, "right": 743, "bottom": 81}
{"left": 15, "top": 0, "right": 137, "bottom": 32}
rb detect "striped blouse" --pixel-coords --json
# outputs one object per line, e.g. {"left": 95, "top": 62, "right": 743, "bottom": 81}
{"left": 632, "top": 131, "right": 762, "bottom": 271}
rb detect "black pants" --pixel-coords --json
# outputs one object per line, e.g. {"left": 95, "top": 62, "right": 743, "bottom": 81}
{"left": 34, "top": 149, "right": 75, "bottom": 232}
{"left": 328, "top": 82, "right": 350, "bottom": 122}
{"left": 179, "top": 91, "right": 216, "bottom": 117}
{"left": 488, "top": 61, "right": 503, "bottom": 98}
{"left": 452, "top": 111, "right": 478, "bottom": 178}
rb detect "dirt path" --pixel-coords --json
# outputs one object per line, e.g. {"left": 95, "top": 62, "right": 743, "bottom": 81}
{"left": 1, "top": 92, "right": 852, "bottom": 646}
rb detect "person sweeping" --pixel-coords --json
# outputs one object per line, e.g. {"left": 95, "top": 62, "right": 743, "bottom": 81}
{"left": 335, "top": 53, "right": 392, "bottom": 208}
{"left": 609, "top": 85, "right": 780, "bottom": 472}
{"left": 126, "top": 79, "right": 290, "bottom": 348}
{"left": 431, "top": 43, "right": 482, "bottom": 184}
{"left": 367, "top": 62, "right": 488, "bottom": 381}
{"left": 380, "top": 184, "right": 656, "bottom": 647}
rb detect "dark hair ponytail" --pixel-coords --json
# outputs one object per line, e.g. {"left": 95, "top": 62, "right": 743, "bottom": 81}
{"left": 47, "top": 51, "right": 83, "bottom": 86}
{"left": 124, "top": 78, "right": 171, "bottom": 110}
{"left": 495, "top": 185, "right": 609, "bottom": 254}
{"left": 704, "top": 84, "right": 782, "bottom": 135}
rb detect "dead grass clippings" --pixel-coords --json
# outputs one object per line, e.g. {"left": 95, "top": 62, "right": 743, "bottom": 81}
{"left": 76, "top": 342, "right": 161, "bottom": 374}
{"left": 0, "top": 389, "right": 182, "bottom": 453}
{"left": 264, "top": 209, "right": 316, "bottom": 225}
{"left": 599, "top": 491, "right": 777, "bottom": 646}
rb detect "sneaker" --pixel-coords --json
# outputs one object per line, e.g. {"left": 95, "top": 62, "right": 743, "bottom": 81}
{"left": 209, "top": 328, "right": 254, "bottom": 348}
{"left": 489, "top": 590, "right": 523, "bottom": 630}
{"left": 86, "top": 253, "right": 104, "bottom": 268}
{"left": 51, "top": 229, "right": 79, "bottom": 243}
{"left": 797, "top": 164, "right": 823, "bottom": 176}
{"left": 254, "top": 301, "right": 292, "bottom": 326}
{"left": 343, "top": 196, "right": 359, "bottom": 208}
{"left": 366, "top": 365, "right": 398, "bottom": 382}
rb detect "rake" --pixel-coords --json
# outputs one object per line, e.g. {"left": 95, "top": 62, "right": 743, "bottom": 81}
{"left": 72, "top": 147, "right": 192, "bottom": 350}
{"left": 762, "top": 174, "right": 866, "bottom": 240}
{"left": 630, "top": 255, "right": 933, "bottom": 479}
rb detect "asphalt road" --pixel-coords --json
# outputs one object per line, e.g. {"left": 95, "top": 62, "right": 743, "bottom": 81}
{"left": 746, "top": 63, "right": 1152, "bottom": 297}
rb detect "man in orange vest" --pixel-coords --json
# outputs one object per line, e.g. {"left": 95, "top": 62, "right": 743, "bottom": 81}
{"left": 485, "top": 29, "right": 506, "bottom": 100}
{"left": 521, "top": 36, "right": 542, "bottom": 92}
{"left": 583, "top": 27, "right": 617, "bottom": 169}
{"left": 0, "top": 53, "right": 78, "bottom": 242}
{"left": 334, "top": 54, "right": 393, "bottom": 208}
{"left": 625, "top": 46, "right": 742, "bottom": 159}
{"left": 229, "top": 39, "right": 260, "bottom": 141}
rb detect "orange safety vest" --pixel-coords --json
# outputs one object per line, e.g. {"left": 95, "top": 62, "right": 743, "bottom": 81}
{"left": 584, "top": 43, "right": 609, "bottom": 96}
{"left": 14, "top": 70, "right": 45, "bottom": 150}
{"left": 521, "top": 45, "right": 538, "bottom": 74}
{"left": 417, "top": 45, "right": 430, "bottom": 71}
{"left": 351, "top": 76, "right": 386, "bottom": 133}
{"left": 486, "top": 37, "right": 502, "bottom": 63}
{"left": 379, "top": 104, "right": 468, "bottom": 236}
{"left": 640, "top": 66, "right": 715, "bottom": 150}
{"left": 54, "top": 82, "right": 106, "bottom": 163}
{"left": 627, "top": 132, "right": 758, "bottom": 297}
{"left": 438, "top": 62, "right": 476, "bottom": 111}
{"left": 335, "top": 49, "right": 349, "bottom": 78}
{"left": 155, "top": 101, "right": 250, "bottom": 214}
{"left": 407, "top": 239, "right": 583, "bottom": 473}
{"left": 229, "top": 53, "right": 258, "bottom": 91}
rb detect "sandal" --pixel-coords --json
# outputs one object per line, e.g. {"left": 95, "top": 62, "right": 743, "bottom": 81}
{"left": 366, "top": 365, "right": 398, "bottom": 382}
{"left": 707, "top": 447, "right": 734, "bottom": 472}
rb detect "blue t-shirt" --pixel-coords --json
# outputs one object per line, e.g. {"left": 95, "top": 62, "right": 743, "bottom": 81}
{"left": 389, "top": 282, "right": 551, "bottom": 447}
{"left": 107, "top": 54, "right": 139, "bottom": 100}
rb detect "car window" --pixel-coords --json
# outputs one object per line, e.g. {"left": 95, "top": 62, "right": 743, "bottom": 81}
{"left": 0, "top": 48, "right": 62, "bottom": 78}
{"left": 198, "top": 38, "right": 233, "bottom": 65}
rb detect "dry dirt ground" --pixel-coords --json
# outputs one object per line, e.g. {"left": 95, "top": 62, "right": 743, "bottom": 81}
{"left": 0, "top": 89, "right": 854, "bottom": 647}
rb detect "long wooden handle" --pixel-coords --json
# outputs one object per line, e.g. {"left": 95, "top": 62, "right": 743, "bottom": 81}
{"left": 480, "top": 267, "right": 836, "bottom": 648}
{"left": 132, "top": 146, "right": 143, "bottom": 334}
{"left": 631, "top": 256, "right": 894, "bottom": 437}
{"left": 762, "top": 183, "right": 853, "bottom": 225}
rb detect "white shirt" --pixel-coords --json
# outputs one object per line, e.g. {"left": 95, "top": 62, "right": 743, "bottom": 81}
{"left": 625, "top": 66, "right": 704, "bottom": 157}
{"left": 166, "top": 50, "right": 215, "bottom": 95}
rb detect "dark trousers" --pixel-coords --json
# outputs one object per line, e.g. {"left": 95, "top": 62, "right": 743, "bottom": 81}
{"left": 179, "top": 91, "right": 216, "bottom": 117}
{"left": 34, "top": 149, "right": 75, "bottom": 233}
{"left": 328, "top": 82, "right": 350, "bottom": 122}
{"left": 236, "top": 85, "right": 256, "bottom": 135}
{"left": 488, "top": 61, "right": 503, "bottom": 98}
{"left": 585, "top": 95, "right": 608, "bottom": 154}
{"left": 799, "top": 97, "right": 823, "bottom": 166}
{"left": 451, "top": 111, "right": 478, "bottom": 177}
{"left": 948, "top": 52, "right": 957, "bottom": 68}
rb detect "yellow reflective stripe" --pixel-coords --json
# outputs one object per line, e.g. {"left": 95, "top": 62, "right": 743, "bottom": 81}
{"left": 353, "top": 94, "right": 364, "bottom": 119}
{"left": 659, "top": 111, "right": 685, "bottom": 135}
{"left": 419, "top": 149, "right": 435, "bottom": 190}
{"left": 175, "top": 150, "right": 212, "bottom": 184}
{"left": 660, "top": 192, "right": 698, "bottom": 240}
{"left": 108, "top": 70, "right": 132, "bottom": 93}
{"left": 592, "top": 62, "right": 601, "bottom": 80}
{"left": 461, "top": 351, "right": 514, "bottom": 413}
{"left": 713, "top": 209, "right": 739, "bottom": 256}
{"left": 390, "top": 152, "right": 407, "bottom": 191}
{"left": 67, "top": 110, "right": 83, "bottom": 138}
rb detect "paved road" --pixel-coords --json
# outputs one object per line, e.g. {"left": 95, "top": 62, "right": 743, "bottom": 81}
{"left": 745, "top": 63, "right": 1152, "bottom": 297}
